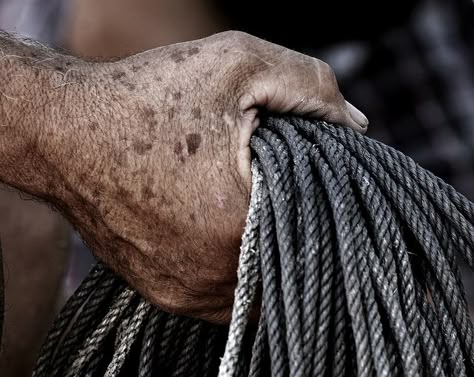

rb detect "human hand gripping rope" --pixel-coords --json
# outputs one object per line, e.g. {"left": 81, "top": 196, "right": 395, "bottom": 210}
{"left": 33, "top": 117, "right": 474, "bottom": 377}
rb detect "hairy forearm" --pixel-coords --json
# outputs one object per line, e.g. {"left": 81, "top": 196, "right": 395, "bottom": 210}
{"left": 0, "top": 34, "right": 133, "bottom": 202}
{"left": 0, "top": 33, "right": 85, "bottom": 197}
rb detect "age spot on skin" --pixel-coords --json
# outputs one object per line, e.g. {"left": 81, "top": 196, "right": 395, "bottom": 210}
{"left": 123, "top": 82, "right": 136, "bottom": 91}
{"left": 140, "top": 106, "right": 157, "bottom": 133}
{"left": 186, "top": 133, "right": 202, "bottom": 155}
{"left": 132, "top": 141, "right": 153, "bottom": 155}
{"left": 117, "top": 186, "right": 133, "bottom": 199}
{"left": 170, "top": 46, "right": 200, "bottom": 64}
{"left": 168, "top": 107, "right": 176, "bottom": 121}
{"left": 191, "top": 107, "right": 202, "bottom": 120}
{"left": 142, "top": 185, "right": 154, "bottom": 201}
{"left": 142, "top": 106, "right": 156, "bottom": 120}
{"left": 148, "top": 121, "right": 158, "bottom": 134}
{"left": 174, "top": 141, "right": 183, "bottom": 155}
{"left": 170, "top": 50, "right": 186, "bottom": 63}
{"left": 187, "top": 47, "right": 200, "bottom": 56}
{"left": 88, "top": 122, "right": 99, "bottom": 131}
{"left": 111, "top": 71, "right": 126, "bottom": 80}
{"left": 174, "top": 141, "right": 185, "bottom": 163}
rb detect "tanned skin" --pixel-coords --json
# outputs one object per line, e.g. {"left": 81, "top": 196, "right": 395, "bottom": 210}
{"left": 0, "top": 30, "right": 367, "bottom": 323}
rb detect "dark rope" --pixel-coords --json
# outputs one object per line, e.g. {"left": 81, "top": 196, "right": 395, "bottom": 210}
{"left": 32, "top": 117, "right": 474, "bottom": 377}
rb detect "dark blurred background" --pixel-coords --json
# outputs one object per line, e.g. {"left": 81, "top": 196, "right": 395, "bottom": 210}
{"left": 0, "top": 0, "right": 472, "bottom": 376}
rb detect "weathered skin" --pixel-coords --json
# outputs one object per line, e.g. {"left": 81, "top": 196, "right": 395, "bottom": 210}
{"left": 0, "top": 30, "right": 367, "bottom": 325}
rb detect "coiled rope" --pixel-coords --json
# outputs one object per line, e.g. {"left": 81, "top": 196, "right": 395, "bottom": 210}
{"left": 32, "top": 117, "right": 474, "bottom": 377}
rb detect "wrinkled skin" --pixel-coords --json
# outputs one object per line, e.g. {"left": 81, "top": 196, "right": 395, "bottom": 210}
{"left": 0, "top": 31, "right": 367, "bottom": 323}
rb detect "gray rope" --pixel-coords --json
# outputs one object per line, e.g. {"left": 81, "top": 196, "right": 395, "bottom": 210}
{"left": 32, "top": 117, "right": 474, "bottom": 377}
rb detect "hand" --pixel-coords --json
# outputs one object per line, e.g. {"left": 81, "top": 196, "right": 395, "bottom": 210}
{"left": 30, "top": 31, "right": 367, "bottom": 323}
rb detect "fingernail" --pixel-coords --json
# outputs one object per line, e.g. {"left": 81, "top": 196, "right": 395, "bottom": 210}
{"left": 346, "top": 100, "right": 368, "bottom": 128}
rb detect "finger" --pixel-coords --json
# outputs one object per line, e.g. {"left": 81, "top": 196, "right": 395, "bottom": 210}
{"left": 304, "top": 60, "right": 369, "bottom": 132}
{"left": 319, "top": 99, "right": 369, "bottom": 134}
{"left": 237, "top": 107, "right": 260, "bottom": 185}
{"left": 346, "top": 100, "right": 369, "bottom": 132}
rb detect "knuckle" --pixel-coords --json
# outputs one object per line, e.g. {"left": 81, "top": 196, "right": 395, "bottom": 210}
{"left": 319, "top": 60, "right": 335, "bottom": 77}
{"left": 316, "top": 63, "right": 341, "bottom": 100}
{"left": 321, "top": 62, "right": 337, "bottom": 84}
{"left": 316, "top": 101, "right": 331, "bottom": 117}
{"left": 314, "top": 60, "right": 337, "bottom": 83}
{"left": 221, "top": 30, "right": 252, "bottom": 46}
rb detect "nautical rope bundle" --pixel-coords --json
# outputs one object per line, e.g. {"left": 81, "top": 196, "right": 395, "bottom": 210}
{"left": 32, "top": 118, "right": 474, "bottom": 377}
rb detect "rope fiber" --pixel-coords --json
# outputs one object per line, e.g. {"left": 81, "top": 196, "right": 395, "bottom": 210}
{"left": 32, "top": 117, "right": 474, "bottom": 377}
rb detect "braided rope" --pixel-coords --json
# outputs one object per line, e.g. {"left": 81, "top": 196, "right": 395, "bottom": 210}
{"left": 32, "top": 117, "right": 474, "bottom": 377}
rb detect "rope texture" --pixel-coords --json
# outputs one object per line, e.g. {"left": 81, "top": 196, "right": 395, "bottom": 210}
{"left": 32, "top": 117, "right": 474, "bottom": 377}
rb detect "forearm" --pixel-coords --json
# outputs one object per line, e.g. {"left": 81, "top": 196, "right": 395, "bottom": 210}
{"left": 0, "top": 34, "right": 126, "bottom": 207}
{"left": 0, "top": 33, "right": 82, "bottom": 197}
